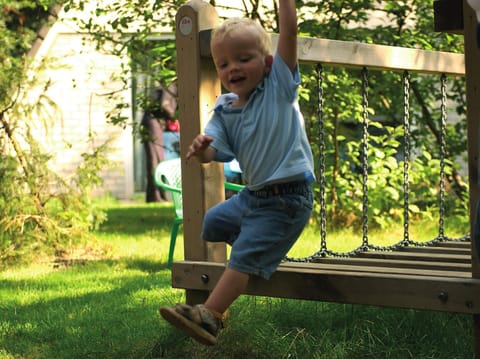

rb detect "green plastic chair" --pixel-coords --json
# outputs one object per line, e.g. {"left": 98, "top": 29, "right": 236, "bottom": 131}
{"left": 154, "top": 158, "right": 244, "bottom": 268}
{"left": 154, "top": 158, "right": 183, "bottom": 268}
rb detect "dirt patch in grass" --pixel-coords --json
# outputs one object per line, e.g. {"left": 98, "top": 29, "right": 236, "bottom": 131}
{"left": 53, "top": 241, "right": 113, "bottom": 268}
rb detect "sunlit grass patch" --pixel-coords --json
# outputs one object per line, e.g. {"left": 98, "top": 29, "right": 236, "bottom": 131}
{"left": 0, "top": 199, "right": 474, "bottom": 359}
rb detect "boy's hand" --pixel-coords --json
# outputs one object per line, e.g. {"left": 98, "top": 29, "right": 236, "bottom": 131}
{"left": 186, "top": 134, "right": 214, "bottom": 160}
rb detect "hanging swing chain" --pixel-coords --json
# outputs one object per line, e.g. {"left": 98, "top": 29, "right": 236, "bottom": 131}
{"left": 406, "top": 73, "right": 451, "bottom": 246}
{"left": 402, "top": 71, "right": 411, "bottom": 246}
{"left": 361, "top": 67, "right": 370, "bottom": 251}
{"left": 285, "top": 63, "right": 330, "bottom": 262}
{"left": 438, "top": 73, "right": 447, "bottom": 240}
{"left": 317, "top": 64, "right": 328, "bottom": 254}
{"left": 284, "top": 70, "right": 468, "bottom": 264}
{"left": 436, "top": 73, "right": 469, "bottom": 242}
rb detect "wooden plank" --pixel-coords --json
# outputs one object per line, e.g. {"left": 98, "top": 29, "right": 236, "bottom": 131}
{"left": 171, "top": 261, "right": 480, "bottom": 314}
{"left": 175, "top": 0, "right": 223, "bottom": 305}
{"left": 464, "top": 0, "right": 480, "bottom": 279}
{"left": 397, "top": 246, "right": 471, "bottom": 255}
{"left": 280, "top": 261, "right": 470, "bottom": 278}
{"left": 313, "top": 257, "right": 471, "bottom": 272}
{"left": 356, "top": 250, "right": 470, "bottom": 263}
{"left": 463, "top": 0, "right": 480, "bottom": 353}
{"left": 283, "top": 36, "right": 465, "bottom": 75}
{"left": 198, "top": 30, "right": 465, "bottom": 75}
{"left": 435, "top": 240, "right": 471, "bottom": 248}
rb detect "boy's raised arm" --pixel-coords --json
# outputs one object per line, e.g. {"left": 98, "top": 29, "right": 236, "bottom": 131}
{"left": 276, "top": 0, "right": 297, "bottom": 72}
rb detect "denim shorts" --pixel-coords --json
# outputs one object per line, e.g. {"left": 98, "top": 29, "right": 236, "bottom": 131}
{"left": 201, "top": 182, "right": 313, "bottom": 280}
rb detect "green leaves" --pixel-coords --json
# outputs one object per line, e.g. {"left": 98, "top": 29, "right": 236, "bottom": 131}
{"left": 0, "top": 0, "right": 116, "bottom": 265}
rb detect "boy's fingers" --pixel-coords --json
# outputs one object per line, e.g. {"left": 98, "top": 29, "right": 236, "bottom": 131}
{"left": 198, "top": 136, "right": 213, "bottom": 149}
{"left": 204, "top": 136, "right": 213, "bottom": 144}
{"left": 186, "top": 146, "right": 196, "bottom": 159}
{"left": 185, "top": 135, "right": 213, "bottom": 159}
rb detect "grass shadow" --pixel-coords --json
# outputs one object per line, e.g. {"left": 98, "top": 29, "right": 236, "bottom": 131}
{"left": 97, "top": 203, "right": 175, "bottom": 236}
{"left": 124, "top": 257, "right": 169, "bottom": 273}
{"left": 0, "top": 265, "right": 183, "bottom": 359}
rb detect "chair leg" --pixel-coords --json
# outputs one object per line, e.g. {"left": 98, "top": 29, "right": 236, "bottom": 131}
{"left": 167, "top": 222, "right": 180, "bottom": 268}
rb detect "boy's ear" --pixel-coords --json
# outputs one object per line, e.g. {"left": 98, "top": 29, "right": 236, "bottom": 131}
{"left": 264, "top": 54, "right": 274, "bottom": 74}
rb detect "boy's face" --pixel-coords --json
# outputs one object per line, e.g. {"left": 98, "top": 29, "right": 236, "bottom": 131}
{"left": 211, "top": 29, "right": 273, "bottom": 106}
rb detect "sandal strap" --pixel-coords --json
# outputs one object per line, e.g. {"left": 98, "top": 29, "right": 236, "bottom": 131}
{"left": 206, "top": 307, "right": 227, "bottom": 322}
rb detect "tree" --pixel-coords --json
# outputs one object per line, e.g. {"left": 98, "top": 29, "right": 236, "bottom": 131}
{"left": 0, "top": 0, "right": 112, "bottom": 265}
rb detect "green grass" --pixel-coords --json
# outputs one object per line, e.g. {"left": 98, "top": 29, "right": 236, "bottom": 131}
{"left": 0, "top": 200, "right": 474, "bottom": 358}
{"left": 287, "top": 211, "right": 468, "bottom": 258}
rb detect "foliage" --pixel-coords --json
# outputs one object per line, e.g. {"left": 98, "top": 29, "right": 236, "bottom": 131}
{"left": 0, "top": 0, "right": 54, "bottom": 110}
{"left": 63, "top": 0, "right": 469, "bottom": 230}
{"left": 296, "top": 0, "right": 468, "bottom": 229}
{"left": 0, "top": 0, "right": 112, "bottom": 265}
{"left": 64, "top": 0, "right": 181, "bottom": 135}
{"left": 0, "top": 80, "right": 112, "bottom": 264}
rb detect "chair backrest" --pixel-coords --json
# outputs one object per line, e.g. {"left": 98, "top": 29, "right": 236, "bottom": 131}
{"left": 154, "top": 158, "right": 246, "bottom": 220}
{"left": 154, "top": 158, "right": 183, "bottom": 219}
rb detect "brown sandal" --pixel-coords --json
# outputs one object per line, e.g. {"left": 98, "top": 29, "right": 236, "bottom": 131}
{"left": 159, "top": 304, "right": 223, "bottom": 346}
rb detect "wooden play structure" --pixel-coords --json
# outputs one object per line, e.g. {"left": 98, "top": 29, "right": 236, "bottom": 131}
{"left": 173, "top": 0, "right": 480, "bottom": 355}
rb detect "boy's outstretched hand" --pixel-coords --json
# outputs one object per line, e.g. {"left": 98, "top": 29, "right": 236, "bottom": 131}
{"left": 186, "top": 134, "right": 214, "bottom": 160}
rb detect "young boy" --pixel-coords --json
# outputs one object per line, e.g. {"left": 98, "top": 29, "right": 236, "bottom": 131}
{"left": 160, "top": 0, "right": 314, "bottom": 346}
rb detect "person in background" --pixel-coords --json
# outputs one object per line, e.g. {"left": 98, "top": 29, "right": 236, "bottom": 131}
{"left": 141, "top": 84, "right": 177, "bottom": 202}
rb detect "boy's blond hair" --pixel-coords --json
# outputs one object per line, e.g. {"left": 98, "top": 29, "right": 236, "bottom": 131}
{"left": 211, "top": 18, "right": 272, "bottom": 56}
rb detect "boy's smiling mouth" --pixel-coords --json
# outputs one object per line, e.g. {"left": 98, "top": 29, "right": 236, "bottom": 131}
{"left": 230, "top": 76, "right": 246, "bottom": 84}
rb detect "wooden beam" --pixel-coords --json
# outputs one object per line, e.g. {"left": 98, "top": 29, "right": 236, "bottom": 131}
{"left": 463, "top": 0, "right": 480, "bottom": 355}
{"left": 464, "top": 0, "right": 480, "bottom": 278}
{"left": 284, "top": 262, "right": 470, "bottom": 278}
{"left": 284, "top": 36, "right": 465, "bottom": 75}
{"left": 356, "top": 250, "right": 470, "bottom": 263}
{"left": 315, "top": 257, "right": 471, "bottom": 272}
{"left": 396, "top": 245, "right": 471, "bottom": 255}
{"left": 434, "top": 0, "right": 464, "bottom": 33}
{"left": 436, "top": 240, "right": 471, "bottom": 248}
{"left": 171, "top": 261, "right": 480, "bottom": 314}
{"left": 198, "top": 30, "right": 465, "bottom": 75}
{"left": 175, "top": 0, "right": 224, "bottom": 305}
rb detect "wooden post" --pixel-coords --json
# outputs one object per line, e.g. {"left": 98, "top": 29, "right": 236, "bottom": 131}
{"left": 463, "top": 0, "right": 480, "bottom": 356}
{"left": 434, "top": 0, "right": 464, "bottom": 33}
{"left": 175, "top": 0, "right": 225, "bottom": 305}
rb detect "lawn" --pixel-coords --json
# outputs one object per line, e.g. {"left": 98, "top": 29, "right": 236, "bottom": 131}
{"left": 0, "top": 200, "right": 474, "bottom": 358}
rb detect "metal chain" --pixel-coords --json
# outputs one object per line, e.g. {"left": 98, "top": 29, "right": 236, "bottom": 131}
{"left": 361, "top": 68, "right": 369, "bottom": 250}
{"left": 402, "top": 71, "right": 411, "bottom": 246}
{"left": 438, "top": 73, "right": 447, "bottom": 240}
{"left": 284, "top": 64, "right": 328, "bottom": 263}
{"left": 317, "top": 64, "right": 328, "bottom": 255}
{"left": 283, "top": 68, "right": 469, "bottom": 263}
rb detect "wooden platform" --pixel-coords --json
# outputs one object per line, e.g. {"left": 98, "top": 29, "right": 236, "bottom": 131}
{"left": 171, "top": 240, "right": 480, "bottom": 314}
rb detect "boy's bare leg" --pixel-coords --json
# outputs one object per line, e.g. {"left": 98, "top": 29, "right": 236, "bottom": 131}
{"left": 204, "top": 267, "right": 249, "bottom": 315}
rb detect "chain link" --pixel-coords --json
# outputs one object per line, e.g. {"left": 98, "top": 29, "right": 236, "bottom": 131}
{"left": 402, "top": 71, "right": 411, "bottom": 246}
{"left": 316, "top": 64, "right": 328, "bottom": 255}
{"left": 438, "top": 73, "right": 447, "bottom": 240}
{"left": 361, "top": 68, "right": 369, "bottom": 250}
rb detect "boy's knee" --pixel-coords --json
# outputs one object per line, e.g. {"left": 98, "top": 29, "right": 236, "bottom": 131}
{"left": 202, "top": 211, "right": 216, "bottom": 232}
{"left": 201, "top": 211, "right": 220, "bottom": 241}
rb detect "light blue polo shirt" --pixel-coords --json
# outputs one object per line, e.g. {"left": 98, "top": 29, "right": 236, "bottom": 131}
{"left": 205, "top": 53, "right": 314, "bottom": 190}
